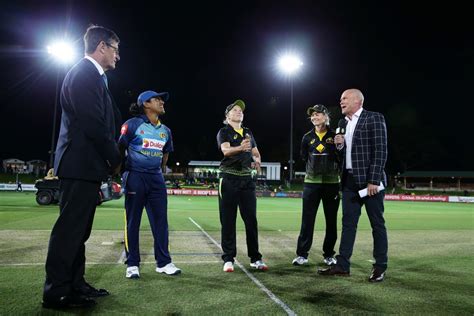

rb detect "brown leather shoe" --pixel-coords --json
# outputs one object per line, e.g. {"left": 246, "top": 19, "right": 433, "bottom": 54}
{"left": 368, "top": 268, "right": 385, "bottom": 282}
{"left": 317, "top": 265, "right": 350, "bottom": 276}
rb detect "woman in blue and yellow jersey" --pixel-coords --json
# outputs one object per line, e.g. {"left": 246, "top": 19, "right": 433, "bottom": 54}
{"left": 118, "top": 90, "right": 181, "bottom": 279}
{"left": 292, "top": 104, "right": 341, "bottom": 267}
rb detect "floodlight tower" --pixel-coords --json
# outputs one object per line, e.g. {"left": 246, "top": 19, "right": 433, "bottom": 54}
{"left": 47, "top": 41, "right": 75, "bottom": 168}
{"left": 278, "top": 54, "right": 303, "bottom": 184}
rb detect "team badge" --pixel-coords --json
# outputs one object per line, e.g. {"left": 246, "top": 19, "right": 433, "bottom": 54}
{"left": 316, "top": 144, "right": 325, "bottom": 153}
{"left": 233, "top": 134, "right": 238, "bottom": 140}
{"left": 160, "top": 132, "right": 166, "bottom": 139}
{"left": 326, "top": 137, "right": 334, "bottom": 144}
{"left": 120, "top": 124, "right": 128, "bottom": 135}
{"left": 310, "top": 139, "right": 315, "bottom": 145}
{"left": 140, "top": 130, "right": 144, "bottom": 134}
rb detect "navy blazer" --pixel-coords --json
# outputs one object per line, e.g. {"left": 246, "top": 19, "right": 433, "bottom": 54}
{"left": 54, "top": 58, "right": 122, "bottom": 182}
{"left": 340, "top": 109, "right": 388, "bottom": 189}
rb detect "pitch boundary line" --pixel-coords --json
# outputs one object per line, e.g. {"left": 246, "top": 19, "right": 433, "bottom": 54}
{"left": 188, "top": 217, "right": 296, "bottom": 316}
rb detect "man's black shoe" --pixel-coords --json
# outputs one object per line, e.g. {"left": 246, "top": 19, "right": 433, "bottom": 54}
{"left": 317, "top": 265, "right": 350, "bottom": 276}
{"left": 75, "top": 283, "right": 110, "bottom": 297}
{"left": 368, "top": 267, "right": 385, "bottom": 282}
{"left": 42, "top": 295, "right": 96, "bottom": 309}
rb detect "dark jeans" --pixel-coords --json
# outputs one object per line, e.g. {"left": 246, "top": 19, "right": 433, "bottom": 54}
{"left": 43, "top": 178, "right": 100, "bottom": 301}
{"left": 218, "top": 175, "right": 262, "bottom": 263}
{"left": 296, "top": 183, "right": 340, "bottom": 258}
{"left": 336, "top": 172, "right": 388, "bottom": 272}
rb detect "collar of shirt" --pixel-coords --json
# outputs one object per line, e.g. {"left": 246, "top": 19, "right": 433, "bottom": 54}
{"left": 84, "top": 56, "right": 105, "bottom": 75}
{"left": 139, "top": 114, "right": 161, "bottom": 127}
{"left": 345, "top": 107, "right": 363, "bottom": 122}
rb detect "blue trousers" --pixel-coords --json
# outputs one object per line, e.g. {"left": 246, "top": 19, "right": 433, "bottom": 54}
{"left": 123, "top": 171, "right": 171, "bottom": 268}
{"left": 336, "top": 172, "right": 388, "bottom": 272}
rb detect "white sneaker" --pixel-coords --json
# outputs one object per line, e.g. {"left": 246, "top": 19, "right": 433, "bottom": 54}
{"left": 324, "top": 257, "right": 337, "bottom": 266}
{"left": 250, "top": 260, "right": 268, "bottom": 271}
{"left": 126, "top": 266, "right": 140, "bottom": 279}
{"left": 156, "top": 263, "right": 181, "bottom": 275}
{"left": 223, "top": 261, "right": 234, "bottom": 272}
{"left": 292, "top": 256, "right": 309, "bottom": 266}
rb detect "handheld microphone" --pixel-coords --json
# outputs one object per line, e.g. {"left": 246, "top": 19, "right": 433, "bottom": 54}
{"left": 336, "top": 119, "right": 347, "bottom": 135}
{"left": 335, "top": 119, "right": 347, "bottom": 150}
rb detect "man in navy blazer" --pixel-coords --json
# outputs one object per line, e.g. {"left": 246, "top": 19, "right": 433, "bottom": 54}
{"left": 43, "top": 25, "right": 122, "bottom": 309}
{"left": 318, "top": 88, "right": 388, "bottom": 282}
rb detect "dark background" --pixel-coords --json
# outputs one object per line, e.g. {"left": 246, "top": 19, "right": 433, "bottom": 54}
{"left": 0, "top": 1, "right": 472, "bottom": 174}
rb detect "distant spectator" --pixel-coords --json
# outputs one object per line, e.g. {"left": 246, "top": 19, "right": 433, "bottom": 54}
{"left": 173, "top": 180, "right": 181, "bottom": 189}
{"left": 16, "top": 180, "right": 22, "bottom": 192}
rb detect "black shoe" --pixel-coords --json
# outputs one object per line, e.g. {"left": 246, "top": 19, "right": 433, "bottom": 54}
{"left": 75, "top": 283, "right": 110, "bottom": 297}
{"left": 317, "top": 265, "right": 350, "bottom": 276}
{"left": 42, "top": 295, "right": 96, "bottom": 309}
{"left": 368, "top": 267, "right": 385, "bottom": 282}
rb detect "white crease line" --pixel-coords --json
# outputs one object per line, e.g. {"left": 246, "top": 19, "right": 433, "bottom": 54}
{"left": 117, "top": 249, "right": 126, "bottom": 264}
{"left": 0, "top": 260, "right": 222, "bottom": 267}
{"left": 188, "top": 217, "right": 296, "bottom": 316}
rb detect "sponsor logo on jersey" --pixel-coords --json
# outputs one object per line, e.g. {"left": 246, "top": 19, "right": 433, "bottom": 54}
{"left": 120, "top": 124, "right": 128, "bottom": 135}
{"left": 310, "top": 139, "right": 315, "bottom": 145}
{"left": 142, "top": 138, "right": 165, "bottom": 150}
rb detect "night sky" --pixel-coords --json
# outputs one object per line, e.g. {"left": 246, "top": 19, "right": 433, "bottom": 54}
{"left": 0, "top": 1, "right": 472, "bottom": 174}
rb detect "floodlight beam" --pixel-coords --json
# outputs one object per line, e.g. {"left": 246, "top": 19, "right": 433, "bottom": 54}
{"left": 47, "top": 41, "right": 75, "bottom": 64}
{"left": 278, "top": 55, "right": 303, "bottom": 75}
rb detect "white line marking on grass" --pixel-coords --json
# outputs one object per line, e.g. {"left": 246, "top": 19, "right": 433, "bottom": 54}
{"left": 0, "top": 260, "right": 222, "bottom": 267}
{"left": 188, "top": 217, "right": 296, "bottom": 316}
{"left": 117, "top": 249, "right": 126, "bottom": 264}
{"left": 101, "top": 241, "right": 114, "bottom": 245}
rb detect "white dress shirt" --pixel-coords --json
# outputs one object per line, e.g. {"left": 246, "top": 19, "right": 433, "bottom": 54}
{"left": 345, "top": 107, "right": 363, "bottom": 169}
{"left": 84, "top": 55, "right": 105, "bottom": 75}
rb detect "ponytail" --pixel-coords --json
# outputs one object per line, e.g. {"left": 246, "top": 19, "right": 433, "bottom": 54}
{"left": 129, "top": 103, "right": 143, "bottom": 116}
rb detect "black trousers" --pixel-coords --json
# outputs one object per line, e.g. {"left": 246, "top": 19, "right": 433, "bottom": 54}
{"left": 218, "top": 176, "right": 262, "bottom": 263}
{"left": 43, "top": 178, "right": 100, "bottom": 301}
{"left": 296, "top": 183, "right": 340, "bottom": 258}
{"left": 336, "top": 171, "right": 388, "bottom": 272}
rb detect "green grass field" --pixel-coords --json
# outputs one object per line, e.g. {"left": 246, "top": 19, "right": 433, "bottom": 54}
{"left": 0, "top": 192, "right": 473, "bottom": 315}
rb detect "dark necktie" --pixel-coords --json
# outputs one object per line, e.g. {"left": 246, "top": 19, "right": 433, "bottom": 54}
{"left": 102, "top": 73, "right": 108, "bottom": 88}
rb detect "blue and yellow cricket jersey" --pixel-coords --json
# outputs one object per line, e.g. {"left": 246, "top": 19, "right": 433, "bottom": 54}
{"left": 118, "top": 115, "right": 173, "bottom": 174}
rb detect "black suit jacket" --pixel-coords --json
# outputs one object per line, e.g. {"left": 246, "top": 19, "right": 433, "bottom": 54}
{"left": 340, "top": 109, "right": 388, "bottom": 189}
{"left": 54, "top": 58, "right": 121, "bottom": 182}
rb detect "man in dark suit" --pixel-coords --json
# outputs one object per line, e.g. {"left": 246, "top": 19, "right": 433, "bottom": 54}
{"left": 42, "top": 25, "right": 122, "bottom": 309}
{"left": 318, "top": 88, "right": 388, "bottom": 282}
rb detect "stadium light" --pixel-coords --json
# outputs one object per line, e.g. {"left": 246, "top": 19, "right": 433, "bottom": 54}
{"left": 277, "top": 53, "right": 303, "bottom": 185}
{"left": 278, "top": 55, "right": 303, "bottom": 76}
{"left": 176, "top": 162, "right": 180, "bottom": 166}
{"left": 47, "top": 41, "right": 76, "bottom": 64}
{"left": 47, "top": 40, "right": 77, "bottom": 168}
